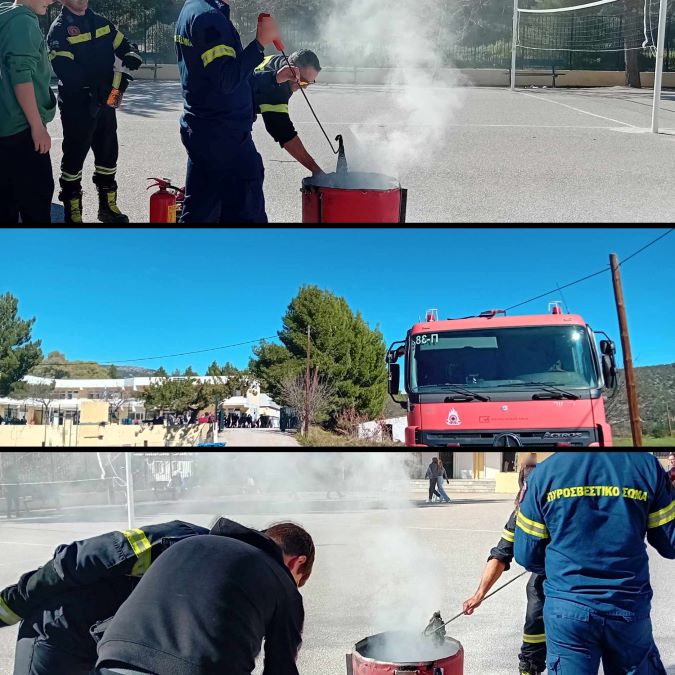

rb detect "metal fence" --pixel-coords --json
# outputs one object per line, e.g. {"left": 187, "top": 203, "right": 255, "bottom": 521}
{"left": 40, "top": 3, "right": 675, "bottom": 72}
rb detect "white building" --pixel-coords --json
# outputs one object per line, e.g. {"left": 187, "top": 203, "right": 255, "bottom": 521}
{"left": 0, "top": 375, "right": 281, "bottom": 426}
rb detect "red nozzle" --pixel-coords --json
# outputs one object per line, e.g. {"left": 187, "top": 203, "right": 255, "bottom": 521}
{"left": 258, "top": 12, "right": 285, "bottom": 52}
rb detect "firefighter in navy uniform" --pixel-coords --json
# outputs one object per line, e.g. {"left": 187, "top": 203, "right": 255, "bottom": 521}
{"left": 251, "top": 50, "right": 324, "bottom": 176}
{"left": 463, "top": 465, "right": 546, "bottom": 675}
{"left": 174, "top": 0, "right": 288, "bottom": 223}
{"left": 47, "top": 0, "right": 142, "bottom": 223}
{"left": 0, "top": 520, "right": 208, "bottom": 675}
{"left": 515, "top": 452, "right": 675, "bottom": 675}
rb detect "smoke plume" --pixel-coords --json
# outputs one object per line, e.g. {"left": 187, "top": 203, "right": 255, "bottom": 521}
{"left": 319, "top": 0, "right": 466, "bottom": 178}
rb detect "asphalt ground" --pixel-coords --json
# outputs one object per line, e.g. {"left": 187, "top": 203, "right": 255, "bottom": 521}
{"left": 0, "top": 494, "right": 673, "bottom": 675}
{"left": 46, "top": 82, "right": 675, "bottom": 224}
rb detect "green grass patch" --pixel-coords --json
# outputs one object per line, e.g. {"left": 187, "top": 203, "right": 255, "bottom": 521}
{"left": 613, "top": 435, "right": 675, "bottom": 447}
{"left": 296, "top": 426, "right": 402, "bottom": 447}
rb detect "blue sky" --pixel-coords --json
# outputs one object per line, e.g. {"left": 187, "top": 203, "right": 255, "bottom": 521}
{"left": 2, "top": 228, "right": 673, "bottom": 373}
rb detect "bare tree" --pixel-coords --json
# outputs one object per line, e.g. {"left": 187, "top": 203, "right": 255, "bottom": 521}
{"left": 280, "top": 369, "right": 332, "bottom": 432}
{"left": 12, "top": 380, "right": 58, "bottom": 425}
{"left": 101, "top": 387, "right": 135, "bottom": 422}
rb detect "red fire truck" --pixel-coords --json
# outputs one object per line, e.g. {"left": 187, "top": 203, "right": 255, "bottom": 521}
{"left": 386, "top": 304, "right": 618, "bottom": 447}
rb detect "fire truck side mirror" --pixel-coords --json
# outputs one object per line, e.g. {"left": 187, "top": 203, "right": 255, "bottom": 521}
{"left": 599, "top": 339, "right": 615, "bottom": 356}
{"left": 601, "top": 354, "right": 617, "bottom": 389}
{"left": 388, "top": 364, "right": 400, "bottom": 395}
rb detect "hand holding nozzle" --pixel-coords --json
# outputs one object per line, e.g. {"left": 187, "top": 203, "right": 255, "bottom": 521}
{"left": 257, "top": 13, "right": 283, "bottom": 50}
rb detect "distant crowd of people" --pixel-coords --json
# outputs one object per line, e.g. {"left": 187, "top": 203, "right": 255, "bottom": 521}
{"left": 0, "top": 415, "right": 28, "bottom": 425}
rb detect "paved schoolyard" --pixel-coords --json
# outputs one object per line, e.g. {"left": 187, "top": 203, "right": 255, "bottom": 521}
{"left": 47, "top": 82, "right": 675, "bottom": 223}
{"left": 0, "top": 494, "right": 673, "bottom": 674}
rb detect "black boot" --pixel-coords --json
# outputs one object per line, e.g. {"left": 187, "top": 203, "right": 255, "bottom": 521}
{"left": 59, "top": 189, "right": 84, "bottom": 224}
{"left": 97, "top": 185, "right": 129, "bottom": 223}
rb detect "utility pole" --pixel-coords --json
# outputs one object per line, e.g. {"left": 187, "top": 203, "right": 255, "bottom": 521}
{"left": 304, "top": 325, "right": 311, "bottom": 436}
{"left": 667, "top": 401, "right": 673, "bottom": 436}
{"left": 610, "top": 253, "right": 642, "bottom": 447}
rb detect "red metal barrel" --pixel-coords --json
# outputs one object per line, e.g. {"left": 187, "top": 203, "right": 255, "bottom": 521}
{"left": 302, "top": 172, "right": 407, "bottom": 223}
{"left": 347, "top": 632, "right": 464, "bottom": 675}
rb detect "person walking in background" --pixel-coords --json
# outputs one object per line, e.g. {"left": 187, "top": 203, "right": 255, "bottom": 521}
{"left": 0, "top": 0, "right": 56, "bottom": 223}
{"left": 4, "top": 464, "right": 21, "bottom": 519}
{"left": 436, "top": 459, "right": 451, "bottom": 504}
{"left": 425, "top": 457, "right": 442, "bottom": 503}
{"left": 668, "top": 454, "right": 675, "bottom": 486}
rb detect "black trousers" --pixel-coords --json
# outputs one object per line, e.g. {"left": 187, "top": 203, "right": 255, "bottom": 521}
{"left": 13, "top": 622, "right": 94, "bottom": 675}
{"left": 0, "top": 129, "right": 53, "bottom": 223}
{"left": 6, "top": 491, "right": 20, "bottom": 518}
{"left": 178, "top": 124, "right": 267, "bottom": 224}
{"left": 428, "top": 478, "right": 441, "bottom": 501}
{"left": 59, "top": 95, "right": 118, "bottom": 194}
{"left": 519, "top": 573, "right": 547, "bottom": 672}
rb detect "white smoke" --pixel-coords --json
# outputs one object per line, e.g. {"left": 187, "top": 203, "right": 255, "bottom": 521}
{"left": 320, "top": 0, "right": 466, "bottom": 178}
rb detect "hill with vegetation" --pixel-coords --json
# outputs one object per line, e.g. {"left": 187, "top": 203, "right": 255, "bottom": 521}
{"left": 606, "top": 362, "right": 675, "bottom": 439}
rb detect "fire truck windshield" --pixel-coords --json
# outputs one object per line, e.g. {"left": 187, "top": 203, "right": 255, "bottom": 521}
{"left": 408, "top": 325, "right": 599, "bottom": 393}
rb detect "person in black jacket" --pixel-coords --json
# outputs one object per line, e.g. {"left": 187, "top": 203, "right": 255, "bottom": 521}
{"left": 463, "top": 469, "right": 546, "bottom": 675}
{"left": 96, "top": 518, "right": 315, "bottom": 675}
{"left": 0, "top": 520, "right": 208, "bottom": 675}
{"left": 47, "top": 0, "right": 142, "bottom": 223}
{"left": 251, "top": 49, "right": 324, "bottom": 176}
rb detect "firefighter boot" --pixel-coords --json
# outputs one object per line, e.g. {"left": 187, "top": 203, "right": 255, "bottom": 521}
{"left": 59, "top": 189, "right": 84, "bottom": 224}
{"left": 97, "top": 185, "right": 129, "bottom": 223}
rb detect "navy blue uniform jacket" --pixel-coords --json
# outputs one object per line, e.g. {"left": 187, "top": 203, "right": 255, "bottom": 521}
{"left": 0, "top": 521, "right": 208, "bottom": 660}
{"left": 514, "top": 451, "right": 675, "bottom": 615}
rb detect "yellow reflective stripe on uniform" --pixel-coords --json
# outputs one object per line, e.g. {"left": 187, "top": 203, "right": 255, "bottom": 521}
{"left": 49, "top": 50, "right": 74, "bottom": 61}
{"left": 95, "top": 165, "right": 116, "bottom": 175}
{"left": 113, "top": 31, "right": 124, "bottom": 49}
{"left": 96, "top": 25, "right": 111, "bottom": 38}
{"left": 254, "top": 54, "right": 275, "bottom": 73}
{"left": 648, "top": 499, "right": 675, "bottom": 528}
{"left": 67, "top": 32, "right": 92, "bottom": 44}
{"left": 61, "top": 171, "right": 82, "bottom": 181}
{"left": 259, "top": 103, "right": 289, "bottom": 114}
{"left": 175, "top": 34, "right": 193, "bottom": 47}
{"left": 0, "top": 597, "right": 21, "bottom": 626}
{"left": 122, "top": 528, "right": 152, "bottom": 577}
{"left": 501, "top": 528, "right": 515, "bottom": 543}
{"left": 516, "top": 512, "right": 549, "bottom": 539}
{"left": 201, "top": 44, "right": 236, "bottom": 67}
{"left": 523, "top": 633, "right": 546, "bottom": 644}
{"left": 111, "top": 71, "right": 122, "bottom": 89}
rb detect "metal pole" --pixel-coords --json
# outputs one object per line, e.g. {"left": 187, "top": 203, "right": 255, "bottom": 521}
{"left": 667, "top": 401, "right": 673, "bottom": 436}
{"left": 511, "top": 0, "right": 519, "bottom": 90}
{"left": 609, "top": 254, "right": 642, "bottom": 446}
{"left": 652, "top": 0, "right": 668, "bottom": 132}
{"left": 304, "top": 325, "right": 311, "bottom": 436}
{"left": 125, "top": 451, "right": 135, "bottom": 529}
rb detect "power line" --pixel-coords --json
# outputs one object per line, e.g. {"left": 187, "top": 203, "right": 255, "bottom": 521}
{"left": 37, "top": 336, "right": 279, "bottom": 368}
{"left": 505, "top": 267, "right": 609, "bottom": 312}
{"left": 505, "top": 228, "right": 674, "bottom": 313}
{"left": 618, "top": 228, "right": 674, "bottom": 266}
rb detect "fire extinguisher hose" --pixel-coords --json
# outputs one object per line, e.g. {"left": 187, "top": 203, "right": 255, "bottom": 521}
{"left": 427, "top": 570, "right": 529, "bottom": 635}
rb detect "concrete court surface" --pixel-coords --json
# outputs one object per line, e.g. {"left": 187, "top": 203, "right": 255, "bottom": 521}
{"left": 46, "top": 82, "right": 675, "bottom": 223}
{"left": 212, "top": 428, "right": 300, "bottom": 447}
{"left": 0, "top": 494, "right": 673, "bottom": 675}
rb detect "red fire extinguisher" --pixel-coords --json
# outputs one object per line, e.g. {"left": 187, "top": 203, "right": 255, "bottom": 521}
{"left": 147, "top": 178, "right": 185, "bottom": 223}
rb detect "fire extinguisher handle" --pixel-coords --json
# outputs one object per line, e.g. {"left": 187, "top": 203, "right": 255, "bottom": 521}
{"left": 257, "top": 12, "right": 285, "bottom": 52}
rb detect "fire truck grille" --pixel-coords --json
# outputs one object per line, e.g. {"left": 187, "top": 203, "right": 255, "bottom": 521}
{"left": 416, "top": 428, "right": 597, "bottom": 447}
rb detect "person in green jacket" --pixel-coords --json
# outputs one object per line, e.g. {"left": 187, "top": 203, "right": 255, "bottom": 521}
{"left": 0, "top": 0, "right": 57, "bottom": 223}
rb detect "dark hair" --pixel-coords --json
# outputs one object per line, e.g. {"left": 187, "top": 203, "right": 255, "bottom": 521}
{"left": 263, "top": 522, "right": 315, "bottom": 585}
{"left": 289, "top": 49, "right": 321, "bottom": 72}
